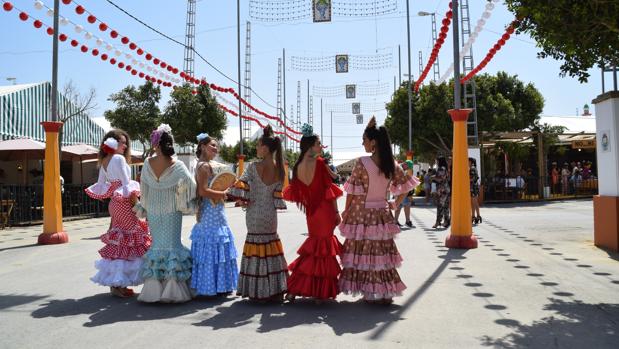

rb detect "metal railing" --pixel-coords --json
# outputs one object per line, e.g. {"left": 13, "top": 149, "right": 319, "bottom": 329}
{"left": 482, "top": 176, "right": 598, "bottom": 203}
{"left": 0, "top": 184, "right": 109, "bottom": 227}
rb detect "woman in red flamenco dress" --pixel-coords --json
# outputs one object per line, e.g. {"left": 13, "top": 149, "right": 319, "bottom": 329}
{"left": 283, "top": 124, "right": 343, "bottom": 302}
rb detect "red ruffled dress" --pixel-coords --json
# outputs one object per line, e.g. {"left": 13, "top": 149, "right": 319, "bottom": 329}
{"left": 85, "top": 154, "right": 151, "bottom": 288}
{"left": 283, "top": 157, "right": 343, "bottom": 299}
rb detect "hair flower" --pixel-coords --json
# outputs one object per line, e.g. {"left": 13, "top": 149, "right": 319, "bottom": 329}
{"left": 196, "top": 132, "right": 209, "bottom": 142}
{"left": 301, "top": 123, "right": 313, "bottom": 137}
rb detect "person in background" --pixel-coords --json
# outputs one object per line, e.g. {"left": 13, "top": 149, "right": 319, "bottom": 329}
{"left": 432, "top": 157, "right": 450, "bottom": 229}
{"left": 469, "top": 158, "right": 481, "bottom": 224}
{"left": 561, "top": 163, "right": 571, "bottom": 195}
{"left": 394, "top": 160, "right": 415, "bottom": 228}
{"left": 550, "top": 162, "right": 559, "bottom": 194}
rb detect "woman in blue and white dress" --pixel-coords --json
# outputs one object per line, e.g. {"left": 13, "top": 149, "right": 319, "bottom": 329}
{"left": 190, "top": 133, "right": 239, "bottom": 296}
{"left": 132, "top": 124, "right": 196, "bottom": 303}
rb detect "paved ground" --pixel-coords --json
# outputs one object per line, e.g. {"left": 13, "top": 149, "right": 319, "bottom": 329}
{"left": 1, "top": 198, "right": 618, "bottom": 349}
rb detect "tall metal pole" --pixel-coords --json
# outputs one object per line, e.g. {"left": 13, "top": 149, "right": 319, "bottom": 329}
{"left": 307, "top": 79, "right": 310, "bottom": 124}
{"left": 330, "top": 111, "right": 333, "bottom": 160}
{"left": 237, "top": 0, "right": 243, "bottom": 154}
{"left": 398, "top": 45, "right": 402, "bottom": 86}
{"left": 320, "top": 98, "right": 323, "bottom": 141}
{"left": 51, "top": 0, "right": 60, "bottom": 121}
{"left": 283, "top": 49, "right": 287, "bottom": 151}
{"left": 452, "top": 0, "right": 461, "bottom": 109}
{"left": 405, "top": 0, "right": 413, "bottom": 153}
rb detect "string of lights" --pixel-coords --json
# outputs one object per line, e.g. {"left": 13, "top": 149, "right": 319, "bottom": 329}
{"left": 249, "top": 0, "right": 397, "bottom": 22}
{"left": 313, "top": 82, "right": 390, "bottom": 97}
{"left": 291, "top": 50, "right": 392, "bottom": 72}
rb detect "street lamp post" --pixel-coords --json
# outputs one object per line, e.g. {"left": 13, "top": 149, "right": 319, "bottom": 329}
{"left": 418, "top": 11, "right": 440, "bottom": 82}
{"left": 405, "top": 0, "right": 413, "bottom": 161}
{"left": 236, "top": 0, "right": 246, "bottom": 175}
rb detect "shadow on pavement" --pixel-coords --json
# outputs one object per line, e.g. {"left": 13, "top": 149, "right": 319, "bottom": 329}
{"left": 480, "top": 299, "right": 619, "bottom": 348}
{"left": 0, "top": 294, "right": 49, "bottom": 310}
{"left": 0, "top": 244, "right": 40, "bottom": 253}
{"left": 31, "top": 293, "right": 230, "bottom": 327}
{"left": 193, "top": 298, "right": 403, "bottom": 336}
{"left": 192, "top": 248, "right": 468, "bottom": 337}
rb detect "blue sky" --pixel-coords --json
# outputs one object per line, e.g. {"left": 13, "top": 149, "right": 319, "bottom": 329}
{"left": 1, "top": 0, "right": 602, "bottom": 162}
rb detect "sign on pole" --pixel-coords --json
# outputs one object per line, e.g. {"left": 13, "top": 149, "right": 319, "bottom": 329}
{"left": 313, "top": 0, "right": 332, "bottom": 22}
{"left": 336, "top": 54, "right": 349, "bottom": 73}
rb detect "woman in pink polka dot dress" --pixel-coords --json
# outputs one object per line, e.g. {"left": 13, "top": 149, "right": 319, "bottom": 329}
{"left": 85, "top": 130, "right": 151, "bottom": 298}
{"left": 338, "top": 117, "right": 419, "bottom": 305}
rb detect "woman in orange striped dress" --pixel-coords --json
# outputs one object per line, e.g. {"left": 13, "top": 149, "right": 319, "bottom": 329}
{"left": 229, "top": 126, "right": 288, "bottom": 301}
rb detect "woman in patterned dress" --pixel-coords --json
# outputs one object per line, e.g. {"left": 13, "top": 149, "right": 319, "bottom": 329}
{"left": 229, "top": 125, "right": 288, "bottom": 301}
{"left": 132, "top": 125, "right": 196, "bottom": 303}
{"left": 189, "top": 133, "right": 239, "bottom": 296}
{"left": 283, "top": 124, "right": 343, "bottom": 302}
{"left": 85, "top": 129, "right": 151, "bottom": 298}
{"left": 432, "top": 157, "right": 451, "bottom": 229}
{"left": 338, "top": 117, "right": 419, "bottom": 305}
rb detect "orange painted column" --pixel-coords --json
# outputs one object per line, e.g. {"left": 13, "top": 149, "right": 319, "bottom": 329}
{"left": 283, "top": 160, "right": 290, "bottom": 189}
{"left": 445, "top": 109, "right": 477, "bottom": 249}
{"left": 38, "top": 121, "right": 68, "bottom": 244}
{"left": 237, "top": 154, "right": 246, "bottom": 177}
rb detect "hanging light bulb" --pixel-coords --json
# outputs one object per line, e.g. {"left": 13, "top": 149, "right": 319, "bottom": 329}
{"left": 46, "top": 8, "right": 54, "bottom": 17}
{"left": 59, "top": 17, "right": 69, "bottom": 25}
{"left": 74, "top": 24, "right": 83, "bottom": 33}
{"left": 34, "top": 1, "right": 44, "bottom": 10}
{"left": 114, "top": 50, "right": 121, "bottom": 56}
{"left": 96, "top": 38, "right": 103, "bottom": 46}
{"left": 84, "top": 32, "right": 93, "bottom": 40}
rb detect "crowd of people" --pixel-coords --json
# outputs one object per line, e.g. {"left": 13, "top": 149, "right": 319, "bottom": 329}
{"left": 86, "top": 116, "right": 420, "bottom": 305}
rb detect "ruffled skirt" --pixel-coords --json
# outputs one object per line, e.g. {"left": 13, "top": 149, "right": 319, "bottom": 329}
{"left": 91, "top": 259, "right": 143, "bottom": 287}
{"left": 287, "top": 235, "right": 342, "bottom": 299}
{"left": 139, "top": 246, "right": 193, "bottom": 303}
{"left": 190, "top": 202, "right": 239, "bottom": 296}
{"left": 237, "top": 232, "right": 288, "bottom": 300}
{"left": 91, "top": 194, "right": 151, "bottom": 287}
{"left": 338, "top": 207, "right": 406, "bottom": 300}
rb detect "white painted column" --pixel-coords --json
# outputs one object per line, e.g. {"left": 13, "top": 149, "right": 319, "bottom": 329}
{"left": 593, "top": 92, "right": 619, "bottom": 196}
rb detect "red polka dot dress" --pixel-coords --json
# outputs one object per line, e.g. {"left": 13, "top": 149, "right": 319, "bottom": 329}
{"left": 85, "top": 154, "right": 151, "bottom": 288}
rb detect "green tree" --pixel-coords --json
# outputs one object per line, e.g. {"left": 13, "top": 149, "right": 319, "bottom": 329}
{"left": 104, "top": 82, "right": 161, "bottom": 157}
{"left": 162, "top": 84, "right": 227, "bottom": 146}
{"left": 385, "top": 72, "right": 544, "bottom": 160}
{"left": 505, "top": 0, "right": 619, "bottom": 82}
{"left": 218, "top": 139, "right": 257, "bottom": 163}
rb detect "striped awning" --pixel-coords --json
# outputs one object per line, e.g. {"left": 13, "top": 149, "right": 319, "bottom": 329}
{"left": 0, "top": 82, "right": 104, "bottom": 147}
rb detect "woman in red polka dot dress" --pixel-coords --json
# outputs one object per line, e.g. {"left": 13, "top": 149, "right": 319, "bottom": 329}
{"left": 85, "top": 130, "right": 151, "bottom": 298}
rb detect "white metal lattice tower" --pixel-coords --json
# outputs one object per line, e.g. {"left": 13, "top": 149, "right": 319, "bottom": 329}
{"left": 309, "top": 96, "right": 313, "bottom": 127}
{"left": 243, "top": 21, "right": 252, "bottom": 142}
{"left": 460, "top": 0, "right": 479, "bottom": 146}
{"left": 431, "top": 13, "right": 440, "bottom": 82}
{"left": 277, "top": 58, "right": 282, "bottom": 135}
{"left": 296, "top": 82, "right": 302, "bottom": 151}
{"left": 418, "top": 51, "right": 423, "bottom": 77}
{"left": 296, "top": 81, "right": 301, "bottom": 131}
{"left": 290, "top": 104, "right": 295, "bottom": 150}
{"left": 183, "top": 0, "right": 196, "bottom": 76}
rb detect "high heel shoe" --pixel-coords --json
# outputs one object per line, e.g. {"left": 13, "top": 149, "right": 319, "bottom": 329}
{"left": 477, "top": 216, "right": 482, "bottom": 224}
{"left": 285, "top": 293, "right": 296, "bottom": 303}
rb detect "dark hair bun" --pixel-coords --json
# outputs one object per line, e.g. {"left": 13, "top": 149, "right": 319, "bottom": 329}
{"left": 263, "top": 125, "right": 274, "bottom": 138}
{"left": 159, "top": 132, "right": 175, "bottom": 157}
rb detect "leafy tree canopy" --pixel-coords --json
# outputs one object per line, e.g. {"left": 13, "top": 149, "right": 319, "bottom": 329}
{"left": 505, "top": 0, "right": 619, "bottom": 82}
{"left": 161, "top": 84, "right": 227, "bottom": 146}
{"left": 385, "top": 72, "right": 544, "bottom": 160}
{"left": 104, "top": 82, "right": 161, "bottom": 156}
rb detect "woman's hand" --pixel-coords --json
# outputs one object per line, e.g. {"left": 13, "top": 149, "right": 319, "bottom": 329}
{"left": 129, "top": 192, "right": 139, "bottom": 206}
